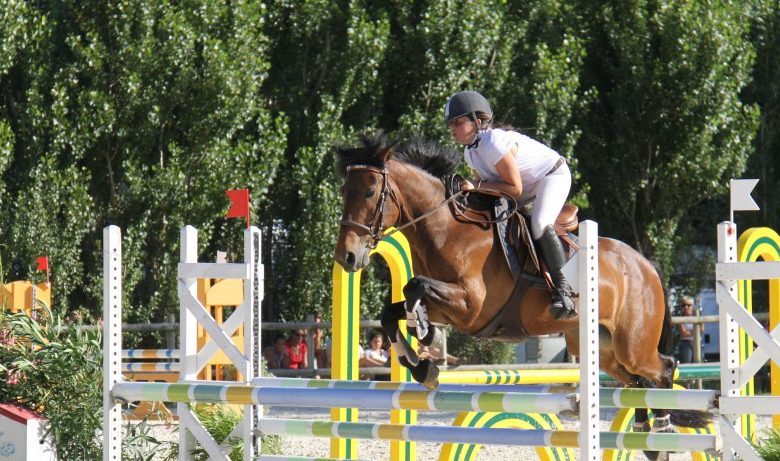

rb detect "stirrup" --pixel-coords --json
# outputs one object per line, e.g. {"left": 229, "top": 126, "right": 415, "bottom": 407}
{"left": 550, "top": 290, "right": 576, "bottom": 320}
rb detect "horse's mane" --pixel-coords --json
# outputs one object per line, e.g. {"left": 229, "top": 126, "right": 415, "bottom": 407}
{"left": 335, "top": 132, "right": 461, "bottom": 180}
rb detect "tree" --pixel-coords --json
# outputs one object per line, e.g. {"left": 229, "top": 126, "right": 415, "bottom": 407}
{"left": 575, "top": 0, "right": 761, "bottom": 274}
{"left": 0, "top": 0, "right": 286, "bottom": 336}
{"left": 743, "top": 0, "right": 780, "bottom": 231}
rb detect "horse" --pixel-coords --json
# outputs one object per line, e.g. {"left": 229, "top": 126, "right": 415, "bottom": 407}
{"left": 333, "top": 133, "right": 710, "bottom": 458}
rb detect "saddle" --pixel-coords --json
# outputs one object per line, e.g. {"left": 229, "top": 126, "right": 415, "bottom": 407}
{"left": 445, "top": 176, "right": 579, "bottom": 342}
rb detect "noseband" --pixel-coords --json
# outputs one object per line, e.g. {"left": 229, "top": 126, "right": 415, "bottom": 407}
{"left": 340, "top": 164, "right": 397, "bottom": 249}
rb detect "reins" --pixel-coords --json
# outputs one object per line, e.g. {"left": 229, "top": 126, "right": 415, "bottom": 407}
{"left": 341, "top": 164, "right": 518, "bottom": 249}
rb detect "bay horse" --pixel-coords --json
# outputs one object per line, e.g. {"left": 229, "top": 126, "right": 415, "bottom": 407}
{"left": 333, "top": 133, "right": 709, "bottom": 456}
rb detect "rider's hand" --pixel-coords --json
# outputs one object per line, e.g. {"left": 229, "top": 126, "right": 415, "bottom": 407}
{"left": 460, "top": 180, "right": 475, "bottom": 192}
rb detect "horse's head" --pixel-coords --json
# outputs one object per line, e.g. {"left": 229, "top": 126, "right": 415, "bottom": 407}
{"left": 334, "top": 133, "right": 401, "bottom": 272}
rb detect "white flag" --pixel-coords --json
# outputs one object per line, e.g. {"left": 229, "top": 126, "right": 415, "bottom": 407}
{"left": 730, "top": 179, "right": 760, "bottom": 214}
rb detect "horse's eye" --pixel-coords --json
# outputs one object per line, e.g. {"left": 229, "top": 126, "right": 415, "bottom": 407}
{"left": 365, "top": 189, "right": 375, "bottom": 198}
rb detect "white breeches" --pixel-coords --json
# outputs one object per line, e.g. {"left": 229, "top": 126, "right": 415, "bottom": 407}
{"left": 528, "top": 165, "right": 572, "bottom": 240}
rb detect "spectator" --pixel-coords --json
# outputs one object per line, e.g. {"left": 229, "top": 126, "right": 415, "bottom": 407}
{"left": 360, "top": 330, "right": 390, "bottom": 380}
{"left": 262, "top": 335, "right": 289, "bottom": 369}
{"left": 286, "top": 329, "right": 309, "bottom": 369}
{"left": 311, "top": 313, "right": 329, "bottom": 370}
{"left": 677, "top": 296, "right": 696, "bottom": 364}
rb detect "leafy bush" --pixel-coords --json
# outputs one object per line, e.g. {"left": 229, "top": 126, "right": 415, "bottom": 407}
{"left": 755, "top": 429, "right": 780, "bottom": 461}
{"left": 446, "top": 328, "right": 514, "bottom": 365}
{"left": 165, "top": 404, "right": 282, "bottom": 460}
{"left": 0, "top": 304, "right": 103, "bottom": 459}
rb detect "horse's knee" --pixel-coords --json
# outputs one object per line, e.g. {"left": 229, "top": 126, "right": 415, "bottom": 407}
{"left": 381, "top": 301, "right": 405, "bottom": 336}
{"left": 403, "top": 277, "right": 427, "bottom": 302}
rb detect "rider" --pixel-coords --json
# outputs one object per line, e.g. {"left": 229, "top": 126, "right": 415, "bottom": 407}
{"left": 444, "top": 90, "right": 575, "bottom": 320}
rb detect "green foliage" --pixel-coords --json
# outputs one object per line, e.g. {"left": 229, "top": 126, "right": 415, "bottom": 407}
{"left": 1, "top": 0, "right": 285, "bottom": 345}
{"left": 755, "top": 428, "right": 780, "bottom": 461}
{"left": 575, "top": 0, "right": 761, "bottom": 275}
{"left": 163, "top": 404, "right": 282, "bottom": 460}
{"left": 0, "top": 305, "right": 103, "bottom": 459}
{"left": 446, "top": 329, "right": 514, "bottom": 365}
{"left": 743, "top": 0, "right": 780, "bottom": 232}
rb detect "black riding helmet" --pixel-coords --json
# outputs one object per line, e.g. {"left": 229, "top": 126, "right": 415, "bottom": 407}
{"left": 444, "top": 91, "right": 493, "bottom": 123}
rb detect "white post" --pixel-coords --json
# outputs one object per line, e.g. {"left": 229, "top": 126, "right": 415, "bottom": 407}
{"left": 179, "top": 225, "right": 199, "bottom": 461}
{"left": 578, "top": 220, "right": 600, "bottom": 460}
{"left": 717, "top": 221, "right": 741, "bottom": 461}
{"left": 103, "top": 225, "right": 123, "bottom": 461}
{"left": 243, "top": 226, "right": 263, "bottom": 460}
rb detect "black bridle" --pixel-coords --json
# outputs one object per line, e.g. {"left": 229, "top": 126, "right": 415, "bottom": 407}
{"left": 339, "top": 164, "right": 397, "bottom": 249}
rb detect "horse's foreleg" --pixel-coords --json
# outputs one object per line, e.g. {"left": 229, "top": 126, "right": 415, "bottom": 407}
{"left": 382, "top": 301, "right": 419, "bottom": 365}
{"left": 403, "top": 276, "right": 465, "bottom": 346}
{"left": 381, "top": 300, "right": 440, "bottom": 388}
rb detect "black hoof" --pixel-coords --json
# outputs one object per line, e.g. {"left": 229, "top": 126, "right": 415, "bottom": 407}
{"left": 643, "top": 451, "right": 669, "bottom": 461}
{"left": 411, "top": 358, "right": 440, "bottom": 389}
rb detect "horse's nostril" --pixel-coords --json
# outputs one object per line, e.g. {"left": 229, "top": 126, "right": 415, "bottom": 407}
{"left": 345, "top": 252, "right": 356, "bottom": 266}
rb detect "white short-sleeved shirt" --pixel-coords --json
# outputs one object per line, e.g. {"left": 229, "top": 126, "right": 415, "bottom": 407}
{"left": 364, "top": 348, "right": 390, "bottom": 362}
{"left": 464, "top": 129, "right": 561, "bottom": 196}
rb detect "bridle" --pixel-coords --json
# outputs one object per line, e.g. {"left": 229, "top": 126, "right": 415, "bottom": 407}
{"left": 340, "top": 164, "right": 398, "bottom": 249}
{"left": 340, "top": 164, "right": 516, "bottom": 249}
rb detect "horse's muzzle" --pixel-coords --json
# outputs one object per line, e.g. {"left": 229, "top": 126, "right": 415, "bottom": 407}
{"left": 334, "top": 244, "right": 371, "bottom": 272}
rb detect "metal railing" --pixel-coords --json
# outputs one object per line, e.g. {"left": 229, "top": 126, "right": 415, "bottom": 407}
{"left": 96, "top": 312, "right": 769, "bottom": 368}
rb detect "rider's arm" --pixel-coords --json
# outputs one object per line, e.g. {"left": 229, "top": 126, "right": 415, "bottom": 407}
{"left": 478, "top": 145, "right": 523, "bottom": 197}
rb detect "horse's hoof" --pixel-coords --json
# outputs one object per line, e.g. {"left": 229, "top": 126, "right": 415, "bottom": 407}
{"left": 423, "top": 378, "right": 439, "bottom": 390}
{"left": 643, "top": 451, "right": 669, "bottom": 461}
{"left": 411, "top": 358, "right": 440, "bottom": 389}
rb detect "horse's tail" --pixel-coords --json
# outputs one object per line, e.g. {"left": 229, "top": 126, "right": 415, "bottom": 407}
{"left": 650, "top": 261, "right": 713, "bottom": 429}
{"left": 651, "top": 260, "right": 675, "bottom": 356}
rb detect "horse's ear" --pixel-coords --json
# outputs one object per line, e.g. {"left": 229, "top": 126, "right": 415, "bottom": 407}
{"left": 379, "top": 141, "right": 398, "bottom": 164}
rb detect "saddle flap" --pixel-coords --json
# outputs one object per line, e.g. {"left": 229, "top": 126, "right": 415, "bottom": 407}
{"left": 555, "top": 203, "right": 579, "bottom": 235}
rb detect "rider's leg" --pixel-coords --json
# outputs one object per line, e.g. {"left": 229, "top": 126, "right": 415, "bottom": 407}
{"left": 536, "top": 225, "right": 576, "bottom": 319}
{"left": 531, "top": 166, "right": 575, "bottom": 319}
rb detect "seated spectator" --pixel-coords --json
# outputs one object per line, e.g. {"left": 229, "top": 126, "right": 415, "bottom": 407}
{"left": 360, "top": 330, "right": 390, "bottom": 380}
{"left": 360, "top": 330, "right": 390, "bottom": 366}
{"left": 262, "top": 335, "right": 289, "bottom": 369}
{"left": 286, "top": 329, "right": 309, "bottom": 369}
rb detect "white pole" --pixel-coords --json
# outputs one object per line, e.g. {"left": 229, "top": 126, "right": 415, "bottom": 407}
{"left": 103, "top": 226, "right": 123, "bottom": 461}
{"left": 244, "top": 226, "right": 262, "bottom": 460}
{"left": 579, "top": 220, "right": 600, "bottom": 460}
{"left": 179, "top": 225, "right": 199, "bottom": 460}
{"left": 717, "top": 221, "right": 742, "bottom": 461}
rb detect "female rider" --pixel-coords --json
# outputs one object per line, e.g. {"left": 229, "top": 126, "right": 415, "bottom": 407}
{"left": 444, "top": 90, "right": 575, "bottom": 320}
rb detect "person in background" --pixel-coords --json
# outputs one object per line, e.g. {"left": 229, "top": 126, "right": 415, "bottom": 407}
{"left": 262, "top": 335, "right": 289, "bottom": 369}
{"left": 286, "top": 329, "right": 309, "bottom": 369}
{"left": 311, "top": 312, "right": 329, "bottom": 370}
{"left": 677, "top": 296, "right": 696, "bottom": 364}
{"left": 360, "top": 329, "right": 390, "bottom": 380}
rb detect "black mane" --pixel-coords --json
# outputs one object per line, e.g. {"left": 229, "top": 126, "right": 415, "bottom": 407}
{"left": 335, "top": 132, "right": 461, "bottom": 179}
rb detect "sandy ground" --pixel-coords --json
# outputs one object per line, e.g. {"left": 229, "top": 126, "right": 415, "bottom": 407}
{"left": 147, "top": 404, "right": 774, "bottom": 460}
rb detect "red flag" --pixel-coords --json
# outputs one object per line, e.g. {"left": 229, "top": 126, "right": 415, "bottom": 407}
{"left": 36, "top": 256, "right": 49, "bottom": 271}
{"left": 225, "top": 189, "right": 250, "bottom": 227}
{"left": 37, "top": 256, "right": 51, "bottom": 286}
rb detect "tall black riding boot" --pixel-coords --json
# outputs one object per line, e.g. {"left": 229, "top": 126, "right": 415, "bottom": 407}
{"left": 536, "top": 225, "right": 576, "bottom": 320}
